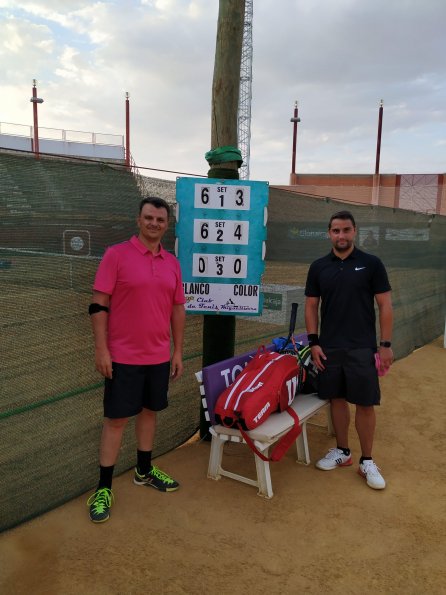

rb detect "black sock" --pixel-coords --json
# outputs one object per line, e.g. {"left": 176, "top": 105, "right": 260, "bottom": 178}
{"left": 360, "top": 456, "right": 372, "bottom": 464}
{"left": 337, "top": 446, "right": 351, "bottom": 456}
{"left": 98, "top": 465, "right": 114, "bottom": 490}
{"left": 137, "top": 450, "right": 152, "bottom": 475}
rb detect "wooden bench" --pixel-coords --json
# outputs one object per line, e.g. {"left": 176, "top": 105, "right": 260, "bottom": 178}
{"left": 196, "top": 338, "right": 333, "bottom": 498}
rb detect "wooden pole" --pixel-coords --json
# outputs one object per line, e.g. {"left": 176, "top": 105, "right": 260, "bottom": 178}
{"left": 201, "top": 0, "right": 245, "bottom": 438}
{"left": 209, "top": 0, "right": 245, "bottom": 167}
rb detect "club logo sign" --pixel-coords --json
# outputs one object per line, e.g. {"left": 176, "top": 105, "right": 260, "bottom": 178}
{"left": 63, "top": 230, "right": 90, "bottom": 256}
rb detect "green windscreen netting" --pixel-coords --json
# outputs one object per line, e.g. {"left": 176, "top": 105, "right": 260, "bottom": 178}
{"left": 1, "top": 150, "right": 445, "bottom": 532}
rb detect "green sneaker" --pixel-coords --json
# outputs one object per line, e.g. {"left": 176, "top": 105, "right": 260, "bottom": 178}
{"left": 87, "top": 487, "right": 114, "bottom": 523}
{"left": 133, "top": 466, "right": 179, "bottom": 492}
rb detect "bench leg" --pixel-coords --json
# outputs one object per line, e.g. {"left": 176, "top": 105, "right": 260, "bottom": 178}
{"left": 296, "top": 422, "right": 311, "bottom": 465}
{"left": 253, "top": 451, "right": 273, "bottom": 499}
{"left": 207, "top": 433, "right": 224, "bottom": 480}
{"left": 208, "top": 433, "right": 273, "bottom": 497}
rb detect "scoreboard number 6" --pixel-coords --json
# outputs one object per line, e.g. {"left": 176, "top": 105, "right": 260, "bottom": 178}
{"left": 201, "top": 187, "right": 209, "bottom": 204}
{"left": 200, "top": 222, "right": 209, "bottom": 239}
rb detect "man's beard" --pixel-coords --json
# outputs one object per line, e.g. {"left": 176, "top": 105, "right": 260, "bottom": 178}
{"left": 335, "top": 240, "right": 353, "bottom": 252}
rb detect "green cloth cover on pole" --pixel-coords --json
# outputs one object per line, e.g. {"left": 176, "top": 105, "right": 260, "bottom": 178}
{"left": 205, "top": 146, "right": 243, "bottom": 168}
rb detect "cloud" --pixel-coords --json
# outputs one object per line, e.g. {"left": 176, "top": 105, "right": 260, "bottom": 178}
{"left": 0, "top": 0, "right": 445, "bottom": 182}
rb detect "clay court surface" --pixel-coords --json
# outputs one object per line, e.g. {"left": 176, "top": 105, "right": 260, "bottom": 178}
{"left": 0, "top": 337, "right": 445, "bottom": 595}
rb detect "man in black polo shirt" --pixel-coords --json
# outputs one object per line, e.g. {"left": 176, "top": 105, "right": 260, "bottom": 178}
{"left": 304, "top": 210, "right": 393, "bottom": 489}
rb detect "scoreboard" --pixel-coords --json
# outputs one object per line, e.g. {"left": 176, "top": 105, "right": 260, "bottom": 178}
{"left": 175, "top": 177, "right": 268, "bottom": 315}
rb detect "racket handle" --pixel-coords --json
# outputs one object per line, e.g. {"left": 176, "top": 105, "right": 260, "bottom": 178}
{"left": 289, "top": 302, "right": 298, "bottom": 335}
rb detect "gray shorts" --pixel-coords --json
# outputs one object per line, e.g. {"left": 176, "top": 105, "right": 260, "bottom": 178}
{"left": 317, "top": 348, "right": 380, "bottom": 406}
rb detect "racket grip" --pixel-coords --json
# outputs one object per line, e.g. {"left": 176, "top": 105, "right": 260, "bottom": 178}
{"left": 289, "top": 302, "right": 298, "bottom": 334}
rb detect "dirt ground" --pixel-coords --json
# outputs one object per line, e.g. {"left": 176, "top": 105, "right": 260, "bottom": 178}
{"left": 0, "top": 337, "right": 445, "bottom": 595}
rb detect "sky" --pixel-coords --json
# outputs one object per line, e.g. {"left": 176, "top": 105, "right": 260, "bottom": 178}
{"left": 1, "top": 0, "right": 445, "bottom": 185}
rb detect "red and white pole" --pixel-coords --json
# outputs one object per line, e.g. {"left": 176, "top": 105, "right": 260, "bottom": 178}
{"left": 375, "top": 99, "right": 384, "bottom": 175}
{"left": 30, "top": 79, "right": 43, "bottom": 159}
{"left": 125, "top": 91, "right": 130, "bottom": 168}
{"left": 289, "top": 101, "right": 301, "bottom": 184}
{"left": 291, "top": 100, "right": 299, "bottom": 175}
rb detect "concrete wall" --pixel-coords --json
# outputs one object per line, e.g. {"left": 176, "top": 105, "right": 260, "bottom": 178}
{"left": 285, "top": 173, "right": 446, "bottom": 215}
{"left": 0, "top": 135, "right": 31, "bottom": 151}
{"left": 0, "top": 134, "right": 125, "bottom": 161}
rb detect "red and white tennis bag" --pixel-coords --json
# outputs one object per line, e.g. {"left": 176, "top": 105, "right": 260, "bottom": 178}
{"left": 214, "top": 347, "right": 305, "bottom": 461}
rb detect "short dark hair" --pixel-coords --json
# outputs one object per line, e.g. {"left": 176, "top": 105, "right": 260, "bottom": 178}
{"left": 328, "top": 210, "right": 356, "bottom": 229}
{"left": 139, "top": 196, "right": 171, "bottom": 217}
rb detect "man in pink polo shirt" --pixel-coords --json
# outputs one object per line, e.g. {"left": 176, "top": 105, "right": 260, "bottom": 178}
{"left": 87, "top": 197, "right": 186, "bottom": 523}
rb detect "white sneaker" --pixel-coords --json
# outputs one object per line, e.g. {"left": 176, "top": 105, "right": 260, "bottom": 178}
{"left": 358, "top": 460, "right": 386, "bottom": 490}
{"left": 315, "top": 447, "right": 352, "bottom": 470}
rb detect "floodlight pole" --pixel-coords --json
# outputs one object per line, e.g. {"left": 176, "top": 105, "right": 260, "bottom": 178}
{"left": 30, "top": 79, "right": 44, "bottom": 160}
{"left": 372, "top": 99, "right": 384, "bottom": 205}
{"left": 290, "top": 100, "right": 301, "bottom": 184}
{"left": 375, "top": 99, "right": 384, "bottom": 175}
{"left": 125, "top": 92, "right": 130, "bottom": 168}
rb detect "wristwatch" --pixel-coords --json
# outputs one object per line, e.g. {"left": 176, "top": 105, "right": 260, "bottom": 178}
{"left": 379, "top": 341, "right": 392, "bottom": 348}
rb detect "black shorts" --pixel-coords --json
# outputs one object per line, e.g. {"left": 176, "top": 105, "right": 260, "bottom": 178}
{"left": 317, "top": 348, "right": 380, "bottom": 406}
{"left": 104, "top": 361, "right": 170, "bottom": 419}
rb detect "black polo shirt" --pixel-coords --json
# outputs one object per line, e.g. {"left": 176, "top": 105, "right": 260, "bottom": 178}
{"left": 305, "top": 247, "right": 391, "bottom": 349}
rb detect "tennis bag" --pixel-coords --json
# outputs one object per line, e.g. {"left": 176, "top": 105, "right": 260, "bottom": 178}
{"left": 214, "top": 347, "right": 303, "bottom": 462}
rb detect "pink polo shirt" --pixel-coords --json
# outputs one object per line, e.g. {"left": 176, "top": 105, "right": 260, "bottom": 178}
{"left": 93, "top": 235, "right": 185, "bottom": 365}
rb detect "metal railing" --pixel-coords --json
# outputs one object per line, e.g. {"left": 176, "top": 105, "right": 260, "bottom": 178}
{"left": 0, "top": 121, "right": 124, "bottom": 147}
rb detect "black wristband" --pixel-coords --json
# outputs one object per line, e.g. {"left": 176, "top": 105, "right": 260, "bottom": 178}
{"left": 89, "top": 303, "right": 109, "bottom": 316}
{"left": 379, "top": 341, "right": 392, "bottom": 348}
{"left": 307, "top": 333, "right": 320, "bottom": 347}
